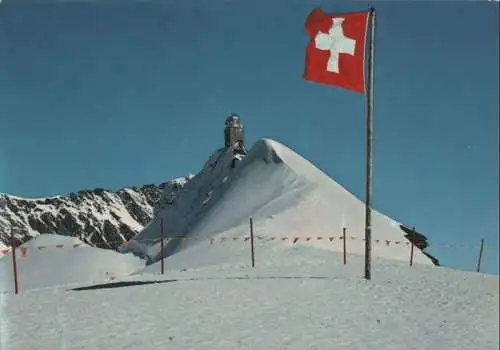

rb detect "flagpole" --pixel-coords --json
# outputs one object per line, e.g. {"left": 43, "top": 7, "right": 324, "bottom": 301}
{"left": 364, "top": 7, "right": 376, "bottom": 281}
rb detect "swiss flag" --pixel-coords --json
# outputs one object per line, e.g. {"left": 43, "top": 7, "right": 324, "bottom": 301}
{"left": 303, "top": 8, "right": 369, "bottom": 94}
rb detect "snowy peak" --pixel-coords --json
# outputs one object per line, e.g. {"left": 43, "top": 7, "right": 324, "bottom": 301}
{"left": 124, "top": 138, "right": 438, "bottom": 266}
{"left": 125, "top": 146, "right": 245, "bottom": 244}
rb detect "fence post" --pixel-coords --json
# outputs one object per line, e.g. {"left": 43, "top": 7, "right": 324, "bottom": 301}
{"left": 250, "top": 217, "right": 255, "bottom": 268}
{"left": 476, "top": 238, "right": 484, "bottom": 273}
{"left": 11, "top": 229, "right": 19, "bottom": 295}
{"left": 160, "top": 217, "right": 164, "bottom": 275}
{"left": 409, "top": 226, "right": 415, "bottom": 267}
{"left": 342, "top": 227, "right": 347, "bottom": 265}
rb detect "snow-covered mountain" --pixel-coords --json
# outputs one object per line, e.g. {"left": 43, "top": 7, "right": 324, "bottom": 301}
{"left": 0, "top": 178, "right": 191, "bottom": 249}
{"left": 122, "top": 138, "right": 439, "bottom": 266}
{"left": 3, "top": 139, "right": 497, "bottom": 350}
{"left": 1, "top": 137, "right": 438, "bottom": 267}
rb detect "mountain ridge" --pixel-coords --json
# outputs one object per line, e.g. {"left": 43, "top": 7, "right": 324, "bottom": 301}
{"left": 1, "top": 137, "right": 439, "bottom": 267}
{"left": 0, "top": 177, "right": 191, "bottom": 249}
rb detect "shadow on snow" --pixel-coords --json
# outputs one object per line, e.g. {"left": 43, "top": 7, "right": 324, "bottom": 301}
{"left": 68, "top": 275, "right": 333, "bottom": 292}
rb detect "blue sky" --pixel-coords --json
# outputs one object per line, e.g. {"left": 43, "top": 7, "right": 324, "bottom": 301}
{"left": 0, "top": 0, "right": 498, "bottom": 274}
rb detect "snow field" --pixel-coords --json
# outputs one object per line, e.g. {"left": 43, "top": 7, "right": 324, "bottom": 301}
{"left": 0, "top": 234, "right": 144, "bottom": 293}
{"left": 1, "top": 248, "right": 498, "bottom": 350}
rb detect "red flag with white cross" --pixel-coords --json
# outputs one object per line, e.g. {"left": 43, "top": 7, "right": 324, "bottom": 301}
{"left": 303, "top": 8, "right": 370, "bottom": 94}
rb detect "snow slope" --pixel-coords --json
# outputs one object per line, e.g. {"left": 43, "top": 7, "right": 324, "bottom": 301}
{"left": 1, "top": 247, "right": 497, "bottom": 350}
{"left": 123, "top": 138, "right": 435, "bottom": 266}
{"left": 0, "top": 241, "right": 6, "bottom": 258}
{"left": 0, "top": 234, "right": 144, "bottom": 293}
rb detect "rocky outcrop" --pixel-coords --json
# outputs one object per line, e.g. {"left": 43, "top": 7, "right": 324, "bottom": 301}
{"left": 400, "top": 224, "right": 440, "bottom": 266}
{"left": 0, "top": 177, "right": 191, "bottom": 249}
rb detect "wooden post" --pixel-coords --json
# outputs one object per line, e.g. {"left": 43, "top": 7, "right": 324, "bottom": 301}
{"left": 343, "top": 227, "right": 347, "bottom": 265}
{"left": 364, "top": 7, "right": 376, "bottom": 281}
{"left": 409, "top": 226, "right": 415, "bottom": 267}
{"left": 476, "top": 238, "right": 484, "bottom": 273}
{"left": 11, "top": 229, "right": 19, "bottom": 295}
{"left": 250, "top": 217, "right": 255, "bottom": 268}
{"left": 160, "top": 217, "right": 164, "bottom": 275}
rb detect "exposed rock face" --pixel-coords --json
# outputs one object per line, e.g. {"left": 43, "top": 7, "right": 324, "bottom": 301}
{"left": 400, "top": 224, "right": 440, "bottom": 266}
{"left": 0, "top": 177, "right": 192, "bottom": 249}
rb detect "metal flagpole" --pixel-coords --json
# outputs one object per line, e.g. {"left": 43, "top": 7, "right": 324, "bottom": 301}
{"left": 364, "top": 7, "right": 376, "bottom": 281}
{"left": 11, "top": 228, "right": 19, "bottom": 294}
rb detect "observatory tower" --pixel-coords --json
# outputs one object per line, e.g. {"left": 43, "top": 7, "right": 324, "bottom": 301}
{"left": 224, "top": 113, "right": 245, "bottom": 153}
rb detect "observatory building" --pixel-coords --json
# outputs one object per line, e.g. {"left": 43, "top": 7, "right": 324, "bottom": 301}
{"left": 224, "top": 113, "right": 245, "bottom": 153}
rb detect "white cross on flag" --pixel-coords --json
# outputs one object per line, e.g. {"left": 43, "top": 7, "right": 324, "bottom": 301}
{"left": 303, "top": 8, "right": 370, "bottom": 93}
